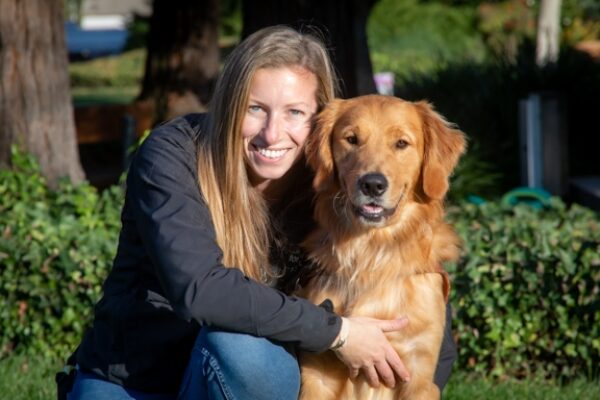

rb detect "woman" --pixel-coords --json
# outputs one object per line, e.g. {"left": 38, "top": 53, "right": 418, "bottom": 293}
{"left": 67, "top": 26, "right": 455, "bottom": 399}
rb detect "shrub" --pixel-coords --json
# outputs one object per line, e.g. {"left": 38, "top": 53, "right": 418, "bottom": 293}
{"left": 0, "top": 147, "right": 123, "bottom": 359}
{"left": 446, "top": 199, "right": 600, "bottom": 380}
{"left": 368, "top": 0, "right": 488, "bottom": 83}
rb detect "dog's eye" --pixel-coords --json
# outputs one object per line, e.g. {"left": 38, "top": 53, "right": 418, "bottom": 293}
{"left": 396, "top": 139, "right": 409, "bottom": 149}
{"left": 346, "top": 135, "right": 358, "bottom": 145}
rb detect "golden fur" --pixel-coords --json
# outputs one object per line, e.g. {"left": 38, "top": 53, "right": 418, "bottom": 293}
{"left": 299, "top": 95, "right": 465, "bottom": 400}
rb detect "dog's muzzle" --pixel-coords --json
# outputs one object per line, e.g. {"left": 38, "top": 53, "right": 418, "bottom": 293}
{"left": 353, "top": 173, "right": 397, "bottom": 223}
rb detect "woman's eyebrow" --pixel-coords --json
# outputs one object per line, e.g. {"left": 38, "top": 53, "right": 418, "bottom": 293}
{"left": 286, "top": 101, "right": 314, "bottom": 108}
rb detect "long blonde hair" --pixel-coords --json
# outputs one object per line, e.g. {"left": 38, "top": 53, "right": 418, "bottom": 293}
{"left": 197, "top": 26, "right": 339, "bottom": 283}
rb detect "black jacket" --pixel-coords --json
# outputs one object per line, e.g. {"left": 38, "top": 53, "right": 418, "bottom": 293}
{"left": 76, "top": 114, "right": 342, "bottom": 393}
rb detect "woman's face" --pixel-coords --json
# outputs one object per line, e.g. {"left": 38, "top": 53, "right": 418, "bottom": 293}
{"left": 242, "top": 66, "right": 318, "bottom": 192}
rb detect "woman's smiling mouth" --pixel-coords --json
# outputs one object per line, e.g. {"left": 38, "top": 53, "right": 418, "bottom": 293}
{"left": 254, "top": 145, "right": 289, "bottom": 160}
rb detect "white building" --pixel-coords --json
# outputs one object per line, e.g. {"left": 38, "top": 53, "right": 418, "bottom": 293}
{"left": 78, "top": 0, "right": 152, "bottom": 30}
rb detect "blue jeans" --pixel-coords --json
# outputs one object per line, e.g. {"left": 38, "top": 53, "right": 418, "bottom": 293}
{"left": 67, "top": 371, "right": 176, "bottom": 400}
{"left": 67, "top": 329, "right": 301, "bottom": 400}
{"left": 178, "top": 328, "right": 300, "bottom": 399}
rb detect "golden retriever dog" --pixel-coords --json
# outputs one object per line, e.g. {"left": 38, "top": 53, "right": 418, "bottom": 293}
{"left": 298, "top": 95, "right": 465, "bottom": 400}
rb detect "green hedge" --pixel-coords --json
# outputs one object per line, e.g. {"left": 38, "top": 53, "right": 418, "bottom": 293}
{"left": 447, "top": 200, "right": 600, "bottom": 380}
{"left": 0, "top": 147, "right": 122, "bottom": 359}
{"left": 0, "top": 149, "right": 598, "bottom": 381}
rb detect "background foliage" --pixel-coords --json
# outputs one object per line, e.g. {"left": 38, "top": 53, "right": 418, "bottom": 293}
{"left": 0, "top": 147, "right": 122, "bottom": 359}
{"left": 447, "top": 199, "right": 600, "bottom": 380}
{"left": 368, "top": 0, "right": 488, "bottom": 83}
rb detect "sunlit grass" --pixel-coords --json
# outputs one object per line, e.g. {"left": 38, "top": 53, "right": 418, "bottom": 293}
{"left": 71, "top": 85, "right": 139, "bottom": 106}
{"left": 69, "top": 48, "right": 145, "bottom": 88}
{"left": 69, "top": 49, "right": 144, "bottom": 106}
{"left": 445, "top": 371, "right": 600, "bottom": 400}
{"left": 0, "top": 355, "right": 60, "bottom": 400}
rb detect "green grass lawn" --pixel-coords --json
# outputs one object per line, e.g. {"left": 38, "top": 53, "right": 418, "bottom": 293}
{"left": 1, "top": 355, "right": 598, "bottom": 399}
{"left": 0, "top": 356, "right": 59, "bottom": 400}
{"left": 69, "top": 49, "right": 144, "bottom": 107}
{"left": 445, "top": 372, "right": 600, "bottom": 400}
{"left": 71, "top": 85, "right": 139, "bottom": 107}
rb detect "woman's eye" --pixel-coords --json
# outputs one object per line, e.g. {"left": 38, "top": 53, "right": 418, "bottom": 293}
{"left": 396, "top": 139, "right": 409, "bottom": 149}
{"left": 248, "top": 105, "right": 262, "bottom": 114}
{"left": 289, "top": 109, "right": 307, "bottom": 120}
{"left": 346, "top": 135, "right": 358, "bottom": 145}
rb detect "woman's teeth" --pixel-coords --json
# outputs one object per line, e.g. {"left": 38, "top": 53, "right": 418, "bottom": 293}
{"left": 258, "top": 148, "right": 287, "bottom": 159}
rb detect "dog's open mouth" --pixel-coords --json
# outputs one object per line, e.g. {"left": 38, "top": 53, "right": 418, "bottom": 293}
{"left": 354, "top": 202, "right": 396, "bottom": 222}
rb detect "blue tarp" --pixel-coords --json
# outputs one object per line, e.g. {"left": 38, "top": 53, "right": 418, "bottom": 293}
{"left": 65, "top": 21, "right": 128, "bottom": 59}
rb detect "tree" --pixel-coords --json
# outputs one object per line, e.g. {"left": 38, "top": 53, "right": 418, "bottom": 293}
{"left": 0, "top": 0, "right": 84, "bottom": 185}
{"left": 138, "top": 0, "right": 220, "bottom": 123}
{"left": 536, "top": 0, "right": 562, "bottom": 66}
{"left": 241, "top": 0, "right": 380, "bottom": 98}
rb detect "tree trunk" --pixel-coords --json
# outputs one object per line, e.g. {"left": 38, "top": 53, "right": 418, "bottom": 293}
{"left": 241, "top": 0, "right": 379, "bottom": 98}
{"left": 0, "top": 0, "right": 84, "bottom": 185}
{"left": 536, "top": 0, "right": 562, "bottom": 66}
{"left": 138, "top": 0, "right": 220, "bottom": 124}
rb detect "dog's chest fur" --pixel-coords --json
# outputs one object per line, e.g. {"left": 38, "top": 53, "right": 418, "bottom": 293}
{"left": 298, "top": 208, "right": 455, "bottom": 399}
{"left": 301, "top": 201, "right": 456, "bottom": 317}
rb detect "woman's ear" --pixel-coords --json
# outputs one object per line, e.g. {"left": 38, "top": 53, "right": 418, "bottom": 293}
{"left": 415, "top": 101, "right": 466, "bottom": 200}
{"left": 305, "top": 99, "right": 345, "bottom": 192}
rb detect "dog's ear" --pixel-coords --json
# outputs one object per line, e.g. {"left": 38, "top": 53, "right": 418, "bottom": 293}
{"left": 415, "top": 101, "right": 466, "bottom": 200}
{"left": 305, "top": 99, "right": 345, "bottom": 192}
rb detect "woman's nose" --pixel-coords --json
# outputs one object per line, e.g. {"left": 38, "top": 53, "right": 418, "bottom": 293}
{"left": 261, "top": 114, "right": 282, "bottom": 144}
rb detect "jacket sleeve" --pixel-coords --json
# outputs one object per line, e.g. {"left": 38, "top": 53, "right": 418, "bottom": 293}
{"left": 434, "top": 304, "right": 458, "bottom": 391}
{"left": 127, "top": 116, "right": 341, "bottom": 353}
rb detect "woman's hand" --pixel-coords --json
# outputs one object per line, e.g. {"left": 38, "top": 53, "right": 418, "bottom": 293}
{"left": 331, "top": 316, "right": 410, "bottom": 389}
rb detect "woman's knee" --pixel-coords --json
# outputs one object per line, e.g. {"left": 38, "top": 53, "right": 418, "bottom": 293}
{"left": 196, "top": 329, "right": 300, "bottom": 398}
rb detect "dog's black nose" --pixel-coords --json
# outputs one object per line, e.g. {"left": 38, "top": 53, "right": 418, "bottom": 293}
{"left": 358, "top": 173, "right": 388, "bottom": 197}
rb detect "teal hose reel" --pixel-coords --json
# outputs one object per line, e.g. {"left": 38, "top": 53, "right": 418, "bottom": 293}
{"left": 500, "top": 187, "right": 552, "bottom": 209}
{"left": 468, "top": 187, "right": 552, "bottom": 209}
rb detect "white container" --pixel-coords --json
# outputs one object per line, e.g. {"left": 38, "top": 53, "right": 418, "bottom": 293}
{"left": 373, "top": 72, "right": 395, "bottom": 96}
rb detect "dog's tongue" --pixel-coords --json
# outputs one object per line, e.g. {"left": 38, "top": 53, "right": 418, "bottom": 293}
{"left": 362, "top": 203, "right": 383, "bottom": 215}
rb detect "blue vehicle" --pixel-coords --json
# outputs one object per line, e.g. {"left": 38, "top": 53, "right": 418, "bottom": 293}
{"left": 65, "top": 21, "right": 129, "bottom": 60}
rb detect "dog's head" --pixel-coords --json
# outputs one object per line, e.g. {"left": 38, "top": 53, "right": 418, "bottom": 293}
{"left": 306, "top": 95, "right": 465, "bottom": 228}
